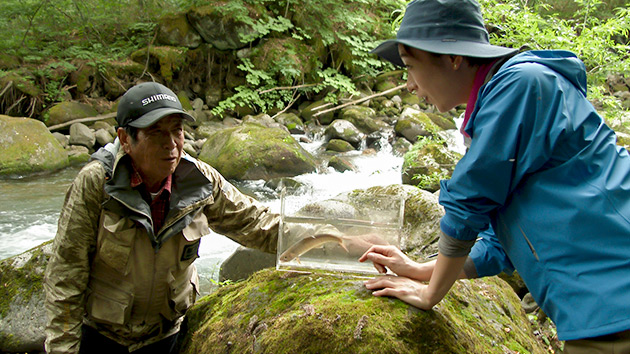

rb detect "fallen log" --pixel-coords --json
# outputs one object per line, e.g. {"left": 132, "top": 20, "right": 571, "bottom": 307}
{"left": 47, "top": 112, "right": 117, "bottom": 131}
{"left": 312, "top": 84, "right": 406, "bottom": 117}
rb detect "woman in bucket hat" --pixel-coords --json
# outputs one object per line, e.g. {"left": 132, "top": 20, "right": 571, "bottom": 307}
{"left": 360, "top": 0, "right": 630, "bottom": 352}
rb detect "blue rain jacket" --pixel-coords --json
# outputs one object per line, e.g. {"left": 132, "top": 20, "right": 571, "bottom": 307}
{"left": 439, "top": 50, "right": 630, "bottom": 341}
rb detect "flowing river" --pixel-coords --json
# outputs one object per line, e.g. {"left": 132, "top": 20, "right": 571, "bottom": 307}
{"left": 0, "top": 133, "right": 406, "bottom": 291}
{"left": 0, "top": 125, "right": 465, "bottom": 293}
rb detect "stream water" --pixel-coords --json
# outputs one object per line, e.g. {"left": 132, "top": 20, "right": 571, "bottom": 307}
{"left": 0, "top": 133, "right": 406, "bottom": 291}
{"left": 0, "top": 125, "right": 465, "bottom": 293}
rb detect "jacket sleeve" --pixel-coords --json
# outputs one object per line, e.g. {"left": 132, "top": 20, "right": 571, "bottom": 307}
{"left": 202, "top": 166, "right": 280, "bottom": 254}
{"left": 44, "top": 163, "right": 104, "bottom": 354}
{"left": 439, "top": 61, "right": 572, "bottom": 243}
{"left": 464, "top": 226, "right": 515, "bottom": 278}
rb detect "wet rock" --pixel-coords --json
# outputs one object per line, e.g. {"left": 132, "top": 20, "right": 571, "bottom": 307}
{"left": 0, "top": 116, "right": 69, "bottom": 177}
{"left": 67, "top": 145, "right": 90, "bottom": 165}
{"left": 324, "top": 119, "right": 363, "bottom": 148}
{"left": 325, "top": 139, "right": 355, "bottom": 153}
{"left": 392, "top": 137, "right": 413, "bottom": 156}
{"left": 395, "top": 108, "right": 440, "bottom": 143}
{"left": 374, "top": 70, "right": 405, "bottom": 98}
{"left": 340, "top": 106, "right": 381, "bottom": 134}
{"left": 94, "top": 128, "right": 114, "bottom": 147}
{"left": 327, "top": 155, "right": 356, "bottom": 173}
{"left": 274, "top": 113, "right": 305, "bottom": 134}
{"left": 198, "top": 122, "right": 317, "bottom": 180}
{"left": 52, "top": 132, "right": 69, "bottom": 149}
{"left": 219, "top": 247, "right": 276, "bottom": 283}
{"left": 301, "top": 100, "right": 335, "bottom": 124}
{"left": 521, "top": 293, "right": 539, "bottom": 313}
{"left": 0, "top": 241, "right": 51, "bottom": 354}
{"left": 91, "top": 121, "right": 116, "bottom": 137}
{"left": 68, "top": 122, "right": 96, "bottom": 149}
{"left": 45, "top": 101, "right": 99, "bottom": 127}
{"left": 243, "top": 114, "right": 286, "bottom": 131}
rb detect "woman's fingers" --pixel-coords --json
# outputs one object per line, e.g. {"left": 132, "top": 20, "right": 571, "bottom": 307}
{"left": 359, "top": 244, "right": 395, "bottom": 262}
{"left": 363, "top": 275, "right": 431, "bottom": 310}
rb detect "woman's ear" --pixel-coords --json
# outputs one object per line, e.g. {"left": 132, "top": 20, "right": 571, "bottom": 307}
{"left": 450, "top": 55, "right": 464, "bottom": 70}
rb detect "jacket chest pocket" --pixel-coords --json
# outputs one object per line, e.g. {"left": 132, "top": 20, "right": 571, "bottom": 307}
{"left": 178, "top": 209, "right": 208, "bottom": 268}
{"left": 97, "top": 211, "right": 136, "bottom": 274}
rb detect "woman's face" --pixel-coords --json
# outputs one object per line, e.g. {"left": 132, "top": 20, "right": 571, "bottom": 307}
{"left": 398, "top": 44, "right": 471, "bottom": 112}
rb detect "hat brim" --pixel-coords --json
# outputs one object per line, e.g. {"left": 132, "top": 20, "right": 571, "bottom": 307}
{"left": 371, "top": 39, "right": 518, "bottom": 67}
{"left": 127, "top": 107, "right": 195, "bottom": 128}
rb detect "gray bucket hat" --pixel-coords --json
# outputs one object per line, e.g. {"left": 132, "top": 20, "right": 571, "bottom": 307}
{"left": 371, "top": 0, "right": 517, "bottom": 66}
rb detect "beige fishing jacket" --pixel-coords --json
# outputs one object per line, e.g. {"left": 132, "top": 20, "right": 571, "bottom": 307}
{"left": 44, "top": 146, "right": 279, "bottom": 354}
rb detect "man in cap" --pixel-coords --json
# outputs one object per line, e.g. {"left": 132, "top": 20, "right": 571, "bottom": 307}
{"left": 360, "top": 0, "right": 630, "bottom": 352}
{"left": 44, "top": 82, "right": 281, "bottom": 353}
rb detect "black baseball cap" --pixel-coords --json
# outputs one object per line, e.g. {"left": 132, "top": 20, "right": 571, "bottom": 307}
{"left": 371, "top": 0, "right": 518, "bottom": 67}
{"left": 116, "top": 82, "right": 195, "bottom": 128}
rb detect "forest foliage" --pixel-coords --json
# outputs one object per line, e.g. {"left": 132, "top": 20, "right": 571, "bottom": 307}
{"left": 0, "top": 0, "right": 628, "bottom": 118}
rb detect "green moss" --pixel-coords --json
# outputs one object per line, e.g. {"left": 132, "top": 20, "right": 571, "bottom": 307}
{"left": 199, "top": 123, "right": 316, "bottom": 179}
{"left": 0, "top": 116, "right": 69, "bottom": 176}
{"left": 181, "top": 269, "right": 546, "bottom": 353}
{"left": 0, "top": 71, "right": 41, "bottom": 97}
{"left": 0, "top": 241, "right": 51, "bottom": 318}
{"left": 130, "top": 46, "right": 187, "bottom": 84}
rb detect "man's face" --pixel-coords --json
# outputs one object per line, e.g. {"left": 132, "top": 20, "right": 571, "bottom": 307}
{"left": 119, "top": 115, "right": 185, "bottom": 191}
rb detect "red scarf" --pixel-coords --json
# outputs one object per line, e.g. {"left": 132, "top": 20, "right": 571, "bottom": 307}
{"left": 461, "top": 59, "right": 499, "bottom": 138}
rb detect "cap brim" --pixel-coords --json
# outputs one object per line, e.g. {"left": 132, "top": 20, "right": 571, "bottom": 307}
{"left": 127, "top": 107, "right": 195, "bottom": 128}
{"left": 371, "top": 39, "right": 518, "bottom": 67}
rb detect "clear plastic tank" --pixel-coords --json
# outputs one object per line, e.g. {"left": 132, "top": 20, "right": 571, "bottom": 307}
{"left": 277, "top": 190, "right": 404, "bottom": 275}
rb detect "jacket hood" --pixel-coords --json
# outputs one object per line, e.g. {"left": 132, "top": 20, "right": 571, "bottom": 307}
{"left": 503, "top": 50, "right": 587, "bottom": 95}
{"left": 90, "top": 138, "right": 120, "bottom": 180}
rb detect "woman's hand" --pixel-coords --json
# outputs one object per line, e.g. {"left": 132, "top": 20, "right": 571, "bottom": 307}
{"left": 358, "top": 245, "right": 420, "bottom": 279}
{"left": 363, "top": 275, "right": 436, "bottom": 310}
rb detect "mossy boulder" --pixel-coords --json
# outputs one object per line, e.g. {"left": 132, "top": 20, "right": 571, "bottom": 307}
{"left": 180, "top": 269, "right": 546, "bottom": 354}
{"left": 374, "top": 70, "right": 405, "bottom": 98}
{"left": 0, "top": 54, "right": 21, "bottom": 70}
{"left": 0, "top": 241, "right": 51, "bottom": 353}
{"left": 340, "top": 106, "right": 381, "bottom": 134}
{"left": 0, "top": 71, "right": 41, "bottom": 98}
{"left": 157, "top": 13, "right": 203, "bottom": 48}
{"left": 426, "top": 112, "right": 457, "bottom": 131}
{"left": 69, "top": 61, "right": 99, "bottom": 95}
{"left": 273, "top": 113, "right": 305, "bottom": 134}
{"left": 327, "top": 155, "right": 355, "bottom": 173}
{"left": 130, "top": 46, "right": 187, "bottom": 84}
{"left": 0, "top": 116, "right": 69, "bottom": 177}
{"left": 198, "top": 122, "right": 317, "bottom": 180}
{"left": 100, "top": 60, "right": 145, "bottom": 99}
{"left": 326, "top": 139, "right": 355, "bottom": 153}
{"left": 187, "top": 4, "right": 265, "bottom": 50}
{"left": 301, "top": 100, "right": 335, "bottom": 124}
{"left": 324, "top": 120, "right": 363, "bottom": 148}
{"left": 335, "top": 184, "right": 444, "bottom": 259}
{"left": 395, "top": 108, "right": 440, "bottom": 143}
{"left": 402, "top": 140, "right": 463, "bottom": 192}
{"left": 45, "top": 101, "right": 99, "bottom": 128}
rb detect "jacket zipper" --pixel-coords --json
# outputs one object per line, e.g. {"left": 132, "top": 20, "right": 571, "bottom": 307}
{"left": 518, "top": 225, "right": 540, "bottom": 261}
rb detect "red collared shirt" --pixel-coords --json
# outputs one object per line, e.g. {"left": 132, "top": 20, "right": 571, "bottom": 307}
{"left": 130, "top": 166, "right": 172, "bottom": 233}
